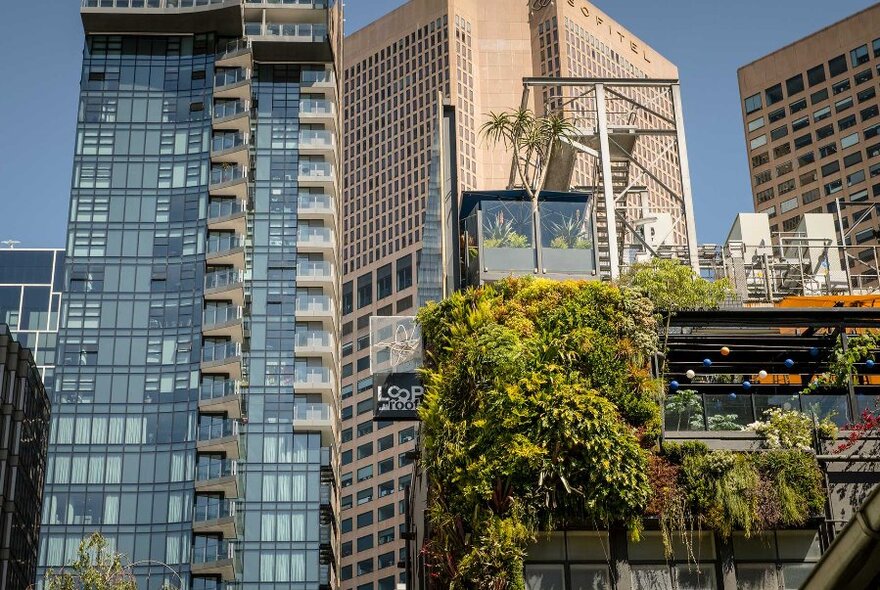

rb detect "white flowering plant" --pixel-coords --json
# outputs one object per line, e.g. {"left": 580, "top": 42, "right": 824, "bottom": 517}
{"left": 746, "top": 408, "right": 838, "bottom": 451}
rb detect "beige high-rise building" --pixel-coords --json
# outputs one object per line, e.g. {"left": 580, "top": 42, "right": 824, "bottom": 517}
{"left": 340, "top": 2, "right": 685, "bottom": 588}
{"left": 738, "top": 4, "right": 880, "bottom": 269}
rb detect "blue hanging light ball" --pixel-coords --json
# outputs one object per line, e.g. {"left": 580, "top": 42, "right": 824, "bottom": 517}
{"left": 670, "top": 380, "right": 680, "bottom": 390}
{"left": 867, "top": 359, "right": 876, "bottom": 369}
{"left": 742, "top": 380, "right": 751, "bottom": 390}
{"left": 729, "top": 392, "right": 737, "bottom": 399}
{"left": 810, "top": 347, "right": 820, "bottom": 357}
{"left": 703, "top": 358, "right": 713, "bottom": 367}
{"left": 784, "top": 358, "right": 795, "bottom": 369}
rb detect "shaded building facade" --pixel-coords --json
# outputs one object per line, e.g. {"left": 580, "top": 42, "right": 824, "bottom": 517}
{"left": 40, "top": 2, "right": 342, "bottom": 589}
{"left": 0, "top": 325, "right": 51, "bottom": 590}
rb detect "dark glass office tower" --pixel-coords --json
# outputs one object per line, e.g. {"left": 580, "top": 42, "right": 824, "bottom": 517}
{"left": 40, "top": 2, "right": 341, "bottom": 589}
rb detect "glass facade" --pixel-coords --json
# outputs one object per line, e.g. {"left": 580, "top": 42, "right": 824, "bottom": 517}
{"left": 0, "top": 248, "right": 65, "bottom": 391}
{"left": 40, "top": 3, "right": 340, "bottom": 588}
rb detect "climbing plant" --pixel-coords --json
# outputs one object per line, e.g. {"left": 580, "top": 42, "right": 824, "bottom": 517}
{"left": 620, "top": 258, "right": 732, "bottom": 312}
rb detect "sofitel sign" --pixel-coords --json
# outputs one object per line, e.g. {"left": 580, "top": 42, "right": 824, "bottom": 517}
{"left": 374, "top": 373, "right": 424, "bottom": 421}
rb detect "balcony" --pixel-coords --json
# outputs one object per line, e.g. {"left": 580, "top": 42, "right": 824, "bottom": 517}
{"left": 301, "top": 68, "right": 336, "bottom": 99}
{"left": 298, "top": 161, "right": 336, "bottom": 191}
{"left": 201, "top": 341, "right": 243, "bottom": 380}
{"left": 319, "top": 564, "right": 332, "bottom": 590}
{"left": 297, "top": 226, "right": 335, "bottom": 255}
{"left": 203, "top": 304, "right": 244, "bottom": 340}
{"left": 195, "top": 459, "right": 240, "bottom": 497}
{"left": 295, "top": 294, "right": 335, "bottom": 327}
{"left": 197, "top": 419, "right": 241, "bottom": 459}
{"left": 80, "top": 0, "right": 243, "bottom": 36}
{"left": 293, "top": 402, "right": 334, "bottom": 445}
{"left": 214, "top": 68, "right": 251, "bottom": 101}
{"left": 297, "top": 193, "right": 335, "bottom": 223}
{"left": 206, "top": 234, "right": 245, "bottom": 268}
{"left": 293, "top": 367, "right": 334, "bottom": 401}
{"left": 208, "top": 198, "right": 247, "bottom": 233}
{"left": 299, "top": 130, "right": 336, "bottom": 161}
{"left": 300, "top": 99, "right": 336, "bottom": 128}
{"left": 191, "top": 539, "right": 239, "bottom": 581}
{"left": 205, "top": 269, "right": 244, "bottom": 306}
{"left": 243, "top": 0, "right": 329, "bottom": 20}
{"left": 319, "top": 522, "right": 334, "bottom": 563}
{"left": 199, "top": 379, "right": 242, "bottom": 419}
{"left": 295, "top": 330, "right": 335, "bottom": 361}
{"left": 320, "top": 446, "right": 334, "bottom": 484}
{"left": 296, "top": 260, "right": 335, "bottom": 289}
{"left": 211, "top": 132, "right": 249, "bottom": 168}
{"left": 216, "top": 38, "right": 252, "bottom": 69}
{"left": 213, "top": 100, "right": 250, "bottom": 134}
{"left": 193, "top": 499, "right": 240, "bottom": 539}
{"left": 209, "top": 165, "right": 249, "bottom": 200}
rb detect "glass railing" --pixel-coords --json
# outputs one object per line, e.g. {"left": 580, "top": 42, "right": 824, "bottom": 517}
{"left": 214, "top": 68, "right": 249, "bottom": 89}
{"left": 244, "top": 0, "right": 328, "bottom": 6}
{"left": 299, "top": 162, "right": 333, "bottom": 178}
{"left": 319, "top": 522, "right": 332, "bottom": 545}
{"left": 196, "top": 458, "right": 237, "bottom": 481}
{"left": 296, "top": 260, "right": 333, "bottom": 279}
{"left": 320, "top": 482, "right": 333, "bottom": 506}
{"left": 205, "top": 269, "right": 243, "bottom": 291}
{"left": 294, "top": 366, "right": 332, "bottom": 386}
{"left": 206, "top": 234, "right": 243, "bottom": 254}
{"left": 210, "top": 165, "right": 246, "bottom": 186}
{"left": 83, "top": 0, "right": 233, "bottom": 7}
{"left": 295, "top": 331, "right": 332, "bottom": 349}
{"left": 194, "top": 498, "right": 236, "bottom": 523}
{"left": 301, "top": 69, "right": 334, "bottom": 86}
{"left": 300, "top": 99, "right": 334, "bottom": 117}
{"left": 294, "top": 402, "right": 332, "bottom": 422}
{"left": 296, "top": 294, "right": 332, "bottom": 313}
{"left": 202, "top": 341, "right": 241, "bottom": 363}
{"left": 200, "top": 379, "right": 238, "bottom": 401}
{"left": 254, "top": 23, "right": 327, "bottom": 41}
{"left": 214, "top": 100, "right": 248, "bottom": 120}
{"left": 300, "top": 130, "right": 334, "bottom": 149}
{"left": 198, "top": 419, "right": 239, "bottom": 441}
{"left": 298, "top": 226, "right": 333, "bottom": 246}
{"left": 192, "top": 539, "right": 236, "bottom": 564}
{"left": 298, "top": 193, "right": 333, "bottom": 214}
{"left": 203, "top": 305, "right": 243, "bottom": 327}
{"left": 218, "top": 38, "right": 251, "bottom": 58}
{"left": 211, "top": 132, "right": 246, "bottom": 153}
{"left": 319, "top": 564, "right": 330, "bottom": 587}
{"left": 208, "top": 199, "right": 245, "bottom": 220}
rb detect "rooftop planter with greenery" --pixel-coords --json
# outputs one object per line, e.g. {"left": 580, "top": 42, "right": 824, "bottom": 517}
{"left": 417, "top": 267, "right": 826, "bottom": 589}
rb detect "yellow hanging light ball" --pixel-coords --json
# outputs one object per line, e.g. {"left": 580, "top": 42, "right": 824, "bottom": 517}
{"left": 720, "top": 346, "right": 731, "bottom": 356}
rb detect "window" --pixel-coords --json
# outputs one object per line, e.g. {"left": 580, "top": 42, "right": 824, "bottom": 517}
{"left": 833, "top": 79, "right": 851, "bottom": 95}
{"left": 341, "top": 428, "right": 353, "bottom": 444}
{"left": 396, "top": 254, "right": 412, "bottom": 290}
{"left": 377, "top": 264, "right": 392, "bottom": 300}
{"left": 821, "top": 161, "right": 840, "bottom": 177}
{"left": 848, "top": 169, "right": 866, "bottom": 186}
{"left": 357, "top": 559, "right": 373, "bottom": 576}
{"left": 357, "top": 441, "right": 373, "bottom": 460}
{"left": 342, "top": 281, "right": 353, "bottom": 315}
{"left": 378, "top": 527, "right": 395, "bottom": 545}
{"left": 776, "top": 161, "right": 793, "bottom": 177}
{"left": 378, "top": 503, "right": 395, "bottom": 521}
{"left": 862, "top": 105, "right": 879, "bottom": 122}
{"left": 398, "top": 474, "right": 412, "bottom": 490}
{"left": 869, "top": 142, "right": 880, "bottom": 158}
{"left": 378, "top": 457, "right": 394, "bottom": 474}
{"left": 378, "top": 434, "right": 393, "bottom": 451}
{"left": 825, "top": 179, "right": 843, "bottom": 195}
{"left": 378, "top": 551, "right": 395, "bottom": 569}
{"left": 771, "top": 125, "right": 789, "bottom": 141}
{"left": 357, "top": 511, "right": 373, "bottom": 528}
{"left": 851, "top": 44, "right": 869, "bottom": 67}
{"left": 867, "top": 123, "right": 880, "bottom": 139}
{"left": 798, "top": 152, "right": 816, "bottom": 167}
{"left": 780, "top": 196, "right": 799, "bottom": 213}
{"left": 841, "top": 133, "right": 860, "bottom": 149}
{"left": 357, "top": 488, "right": 373, "bottom": 506}
{"left": 835, "top": 96, "right": 853, "bottom": 113}
{"left": 813, "top": 106, "right": 831, "bottom": 122}
{"left": 762, "top": 205, "right": 776, "bottom": 218}
{"left": 341, "top": 450, "right": 353, "bottom": 465}
{"left": 874, "top": 37, "right": 880, "bottom": 57}
{"left": 794, "top": 134, "right": 812, "bottom": 150}
{"left": 819, "top": 143, "right": 838, "bottom": 158}
{"left": 752, "top": 151, "right": 770, "bottom": 167}
{"left": 792, "top": 116, "right": 809, "bottom": 131}
{"left": 357, "top": 272, "right": 372, "bottom": 308}
{"left": 778, "top": 179, "right": 796, "bottom": 195}
{"left": 766, "top": 84, "right": 784, "bottom": 106}
{"left": 859, "top": 87, "right": 877, "bottom": 102}
{"left": 811, "top": 88, "right": 829, "bottom": 105}
{"left": 786, "top": 74, "right": 805, "bottom": 96}
{"left": 829, "top": 54, "right": 848, "bottom": 77}
{"left": 808, "top": 64, "right": 826, "bottom": 86}
{"left": 341, "top": 518, "right": 352, "bottom": 534}
{"left": 744, "top": 93, "right": 762, "bottom": 114}
{"left": 357, "top": 420, "right": 373, "bottom": 437}
{"left": 774, "top": 143, "right": 792, "bottom": 158}
{"left": 803, "top": 188, "right": 820, "bottom": 204}
{"left": 357, "top": 534, "right": 374, "bottom": 551}
{"left": 768, "top": 107, "right": 786, "bottom": 123}
{"left": 756, "top": 187, "right": 775, "bottom": 204}
{"left": 399, "top": 427, "right": 415, "bottom": 444}
{"left": 816, "top": 124, "right": 834, "bottom": 140}
{"left": 790, "top": 98, "right": 807, "bottom": 114}
{"left": 357, "top": 398, "right": 374, "bottom": 415}
{"left": 398, "top": 451, "right": 413, "bottom": 468}
{"left": 855, "top": 68, "right": 873, "bottom": 85}
{"left": 748, "top": 116, "right": 765, "bottom": 132}
{"left": 342, "top": 472, "right": 353, "bottom": 488}
{"left": 839, "top": 114, "right": 857, "bottom": 131}
{"left": 799, "top": 170, "right": 817, "bottom": 186}
{"left": 379, "top": 480, "right": 394, "bottom": 497}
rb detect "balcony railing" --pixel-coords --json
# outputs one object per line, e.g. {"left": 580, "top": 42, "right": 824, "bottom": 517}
{"left": 192, "top": 539, "right": 236, "bottom": 565}
{"left": 211, "top": 133, "right": 247, "bottom": 154}
{"left": 298, "top": 226, "right": 334, "bottom": 247}
{"left": 296, "top": 294, "right": 332, "bottom": 313}
{"left": 295, "top": 331, "right": 332, "bottom": 349}
{"left": 203, "top": 305, "right": 243, "bottom": 328}
{"left": 196, "top": 458, "right": 237, "bottom": 481}
{"left": 301, "top": 99, "right": 335, "bottom": 117}
{"left": 299, "top": 162, "right": 334, "bottom": 178}
{"left": 202, "top": 341, "right": 241, "bottom": 364}
{"left": 207, "top": 234, "right": 244, "bottom": 255}
{"left": 300, "top": 130, "right": 335, "bottom": 149}
{"left": 298, "top": 193, "right": 334, "bottom": 214}
{"left": 214, "top": 100, "right": 248, "bottom": 120}
{"left": 246, "top": 23, "right": 328, "bottom": 41}
{"left": 200, "top": 379, "right": 239, "bottom": 402}
{"left": 214, "top": 69, "right": 250, "bottom": 89}
{"left": 217, "top": 38, "right": 251, "bottom": 58}
{"left": 205, "top": 269, "right": 243, "bottom": 291}
{"left": 244, "top": 0, "right": 328, "bottom": 6}
{"left": 293, "top": 402, "right": 332, "bottom": 422}
{"left": 294, "top": 366, "right": 332, "bottom": 387}
{"left": 194, "top": 498, "right": 237, "bottom": 523}
{"left": 210, "top": 166, "right": 247, "bottom": 187}
{"left": 208, "top": 199, "right": 246, "bottom": 220}
{"left": 302, "top": 69, "right": 334, "bottom": 86}
{"left": 198, "top": 419, "right": 239, "bottom": 442}
{"left": 297, "top": 261, "right": 333, "bottom": 280}
{"left": 83, "top": 0, "right": 232, "bottom": 7}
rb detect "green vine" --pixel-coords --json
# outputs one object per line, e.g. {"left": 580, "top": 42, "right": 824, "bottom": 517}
{"left": 804, "top": 330, "right": 880, "bottom": 393}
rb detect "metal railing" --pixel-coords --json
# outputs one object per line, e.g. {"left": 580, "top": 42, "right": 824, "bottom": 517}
{"left": 210, "top": 165, "right": 247, "bottom": 186}
{"left": 199, "top": 379, "right": 239, "bottom": 401}
{"left": 217, "top": 38, "right": 251, "bottom": 58}
{"left": 214, "top": 100, "right": 249, "bottom": 120}
{"left": 208, "top": 199, "right": 246, "bottom": 220}
{"left": 205, "top": 269, "right": 243, "bottom": 291}
{"left": 196, "top": 458, "right": 237, "bottom": 481}
{"left": 194, "top": 498, "right": 236, "bottom": 523}
{"left": 192, "top": 539, "right": 236, "bottom": 564}
{"left": 203, "top": 305, "right": 243, "bottom": 328}
{"left": 211, "top": 132, "right": 247, "bottom": 153}
{"left": 202, "top": 341, "right": 241, "bottom": 364}
{"left": 198, "top": 419, "right": 239, "bottom": 441}
{"left": 214, "top": 69, "right": 250, "bottom": 89}
{"left": 206, "top": 234, "right": 243, "bottom": 254}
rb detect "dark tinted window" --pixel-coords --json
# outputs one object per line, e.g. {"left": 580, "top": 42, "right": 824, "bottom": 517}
{"left": 0, "top": 251, "right": 55, "bottom": 284}
{"left": 765, "top": 84, "right": 784, "bottom": 106}
{"left": 807, "top": 64, "right": 826, "bottom": 86}
{"left": 828, "top": 54, "right": 848, "bottom": 77}
{"left": 786, "top": 74, "right": 804, "bottom": 96}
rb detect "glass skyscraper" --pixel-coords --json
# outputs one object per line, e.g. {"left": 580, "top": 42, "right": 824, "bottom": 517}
{"left": 40, "top": 2, "right": 341, "bottom": 589}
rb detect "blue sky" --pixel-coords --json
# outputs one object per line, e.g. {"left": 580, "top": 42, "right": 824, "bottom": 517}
{"left": 0, "top": 0, "right": 874, "bottom": 247}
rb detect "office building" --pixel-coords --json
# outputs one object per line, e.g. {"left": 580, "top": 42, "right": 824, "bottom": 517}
{"left": 40, "top": 2, "right": 342, "bottom": 589}
{"left": 340, "top": 2, "right": 695, "bottom": 588}
{"left": 0, "top": 249, "right": 65, "bottom": 392}
{"left": 0, "top": 325, "right": 51, "bottom": 590}
{"left": 738, "top": 4, "right": 880, "bottom": 281}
